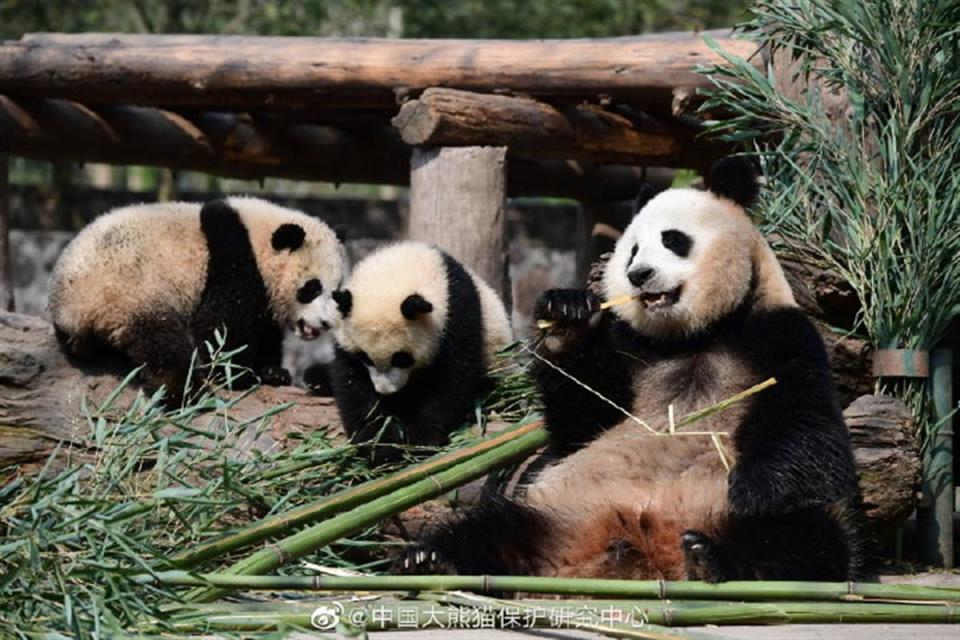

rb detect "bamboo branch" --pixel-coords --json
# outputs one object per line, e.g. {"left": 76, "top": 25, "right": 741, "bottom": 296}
{"left": 170, "top": 419, "right": 544, "bottom": 569}
{"left": 183, "top": 425, "right": 551, "bottom": 602}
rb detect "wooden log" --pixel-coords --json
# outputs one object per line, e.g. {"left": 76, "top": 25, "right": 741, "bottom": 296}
{"left": 0, "top": 96, "right": 671, "bottom": 201}
{"left": 393, "top": 88, "right": 727, "bottom": 169}
{"left": 0, "top": 312, "right": 342, "bottom": 471}
{"left": 0, "top": 154, "right": 12, "bottom": 311}
{"left": 408, "top": 147, "right": 510, "bottom": 305}
{"left": 843, "top": 395, "right": 921, "bottom": 541}
{"left": 0, "top": 31, "right": 761, "bottom": 113}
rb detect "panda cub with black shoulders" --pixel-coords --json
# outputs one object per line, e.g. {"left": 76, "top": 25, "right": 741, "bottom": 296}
{"left": 50, "top": 197, "right": 346, "bottom": 400}
{"left": 327, "top": 242, "right": 512, "bottom": 463}
{"left": 406, "top": 158, "right": 862, "bottom": 582}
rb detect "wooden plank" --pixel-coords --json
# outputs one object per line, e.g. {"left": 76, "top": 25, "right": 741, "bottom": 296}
{"left": 393, "top": 88, "right": 725, "bottom": 168}
{"left": 408, "top": 146, "right": 510, "bottom": 305}
{"left": 0, "top": 96, "right": 673, "bottom": 200}
{"left": 0, "top": 31, "right": 760, "bottom": 112}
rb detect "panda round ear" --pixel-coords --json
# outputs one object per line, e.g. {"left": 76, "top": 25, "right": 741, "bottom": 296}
{"left": 632, "top": 183, "right": 662, "bottom": 215}
{"left": 272, "top": 223, "right": 306, "bottom": 251}
{"left": 401, "top": 293, "right": 433, "bottom": 320}
{"left": 707, "top": 156, "right": 759, "bottom": 207}
{"left": 332, "top": 289, "right": 353, "bottom": 317}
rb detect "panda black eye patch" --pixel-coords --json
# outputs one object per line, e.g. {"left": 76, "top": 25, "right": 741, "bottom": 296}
{"left": 629, "top": 244, "right": 638, "bottom": 260}
{"left": 391, "top": 351, "right": 415, "bottom": 369}
{"left": 661, "top": 230, "right": 693, "bottom": 257}
{"left": 296, "top": 279, "right": 323, "bottom": 303}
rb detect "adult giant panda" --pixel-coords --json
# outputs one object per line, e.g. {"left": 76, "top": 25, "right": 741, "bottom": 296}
{"left": 405, "top": 158, "right": 862, "bottom": 582}
{"left": 50, "top": 196, "right": 346, "bottom": 400}
{"left": 327, "top": 242, "right": 513, "bottom": 463}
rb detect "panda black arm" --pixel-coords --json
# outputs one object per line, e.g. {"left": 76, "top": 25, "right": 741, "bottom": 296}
{"left": 329, "top": 346, "right": 387, "bottom": 444}
{"left": 729, "top": 307, "right": 860, "bottom": 516}
{"left": 531, "top": 289, "right": 636, "bottom": 448}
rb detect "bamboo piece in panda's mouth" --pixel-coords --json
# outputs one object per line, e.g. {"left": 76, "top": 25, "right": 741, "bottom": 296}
{"left": 536, "top": 294, "right": 640, "bottom": 330}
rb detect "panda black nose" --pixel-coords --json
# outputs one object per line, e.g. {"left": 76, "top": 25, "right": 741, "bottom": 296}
{"left": 628, "top": 267, "right": 655, "bottom": 287}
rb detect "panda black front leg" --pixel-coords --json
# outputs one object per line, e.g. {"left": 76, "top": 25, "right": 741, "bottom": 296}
{"left": 531, "top": 289, "right": 635, "bottom": 448}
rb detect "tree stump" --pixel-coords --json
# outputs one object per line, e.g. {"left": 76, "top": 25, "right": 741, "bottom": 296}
{"left": 408, "top": 146, "right": 510, "bottom": 307}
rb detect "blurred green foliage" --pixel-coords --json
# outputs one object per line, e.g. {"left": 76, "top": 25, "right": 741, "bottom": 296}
{"left": 0, "top": 0, "right": 748, "bottom": 39}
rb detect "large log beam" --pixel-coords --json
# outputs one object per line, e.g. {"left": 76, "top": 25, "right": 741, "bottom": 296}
{"left": 0, "top": 31, "right": 760, "bottom": 113}
{"left": 0, "top": 96, "right": 672, "bottom": 200}
{"left": 393, "top": 88, "right": 728, "bottom": 170}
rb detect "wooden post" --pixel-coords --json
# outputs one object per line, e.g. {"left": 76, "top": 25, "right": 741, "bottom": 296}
{"left": 408, "top": 146, "right": 510, "bottom": 309}
{"left": 0, "top": 154, "right": 13, "bottom": 312}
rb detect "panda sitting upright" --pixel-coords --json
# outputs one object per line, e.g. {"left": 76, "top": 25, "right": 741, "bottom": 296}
{"left": 406, "top": 158, "right": 862, "bottom": 582}
{"left": 49, "top": 197, "right": 346, "bottom": 401}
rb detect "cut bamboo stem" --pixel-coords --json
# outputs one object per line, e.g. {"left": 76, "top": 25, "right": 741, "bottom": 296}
{"left": 163, "top": 596, "right": 960, "bottom": 633}
{"left": 170, "top": 419, "right": 543, "bottom": 569}
{"left": 137, "top": 573, "right": 960, "bottom": 603}
{"left": 184, "top": 426, "right": 551, "bottom": 602}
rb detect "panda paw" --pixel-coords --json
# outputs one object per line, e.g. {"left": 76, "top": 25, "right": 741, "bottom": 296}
{"left": 393, "top": 544, "right": 457, "bottom": 575}
{"left": 534, "top": 289, "right": 601, "bottom": 329}
{"left": 258, "top": 365, "right": 292, "bottom": 387}
{"left": 680, "top": 530, "right": 728, "bottom": 583}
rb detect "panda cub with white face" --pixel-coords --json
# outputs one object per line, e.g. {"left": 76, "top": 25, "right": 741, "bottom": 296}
{"left": 329, "top": 242, "right": 512, "bottom": 463}
{"left": 50, "top": 197, "right": 346, "bottom": 401}
{"left": 406, "top": 158, "right": 861, "bottom": 582}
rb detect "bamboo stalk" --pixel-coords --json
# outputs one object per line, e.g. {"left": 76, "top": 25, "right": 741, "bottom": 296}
{"left": 183, "top": 426, "right": 551, "bottom": 602}
{"left": 162, "top": 597, "right": 960, "bottom": 633}
{"left": 139, "top": 573, "right": 960, "bottom": 603}
{"left": 169, "top": 419, "right": 543, "bottom": 569}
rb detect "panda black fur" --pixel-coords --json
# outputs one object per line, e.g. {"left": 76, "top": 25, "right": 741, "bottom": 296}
{"left": 405, "top": 158, "right": 862, "bottom": 582}
{"left": 49, "top": 197, "right": 346, "bottom": 401}
{"left": 327, "top": 242, "right": 512, "bottom": 463}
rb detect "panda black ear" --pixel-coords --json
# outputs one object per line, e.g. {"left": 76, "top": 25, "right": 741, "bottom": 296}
{"left": 272, "top": 223, "right": 306, "bottom": 251}
{"left": 401, "top": 294, "right": 433, "bottom": 320}
{"left": 707, "top": 157, "right": 759, "bottom": 207}
{"left": 632, "top": 183, "right": 661, "bottom": 215}
{"left": 332, "top": 289, "right": 353, "bottom": 317}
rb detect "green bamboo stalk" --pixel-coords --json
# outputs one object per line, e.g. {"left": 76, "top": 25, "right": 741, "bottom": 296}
{"left": 169, "top": 418, "right": 544, "bottom": 569}
{"left": 162, "top": 597, "right": 959, "bottom": 634}
{"left": 184, "top": 426, "right": 551, "bottom": 602}
{"left": 164, "top": 598, "right": 713, "bottom": 639}
{"left": 140, "top": 572, "right": 960, "bottom": 603}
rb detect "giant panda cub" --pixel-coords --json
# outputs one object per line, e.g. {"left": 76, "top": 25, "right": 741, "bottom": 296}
{"left": 328, "top": 242, "right": 513, "bottom": 463}
{"left": 405, "top": 158, "right": 862, "bottom": 582}
{"left": 50, "top": 197, "right": 346, "bottom": 401}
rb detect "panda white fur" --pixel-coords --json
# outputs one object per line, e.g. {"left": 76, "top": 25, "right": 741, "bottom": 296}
{"left": 407, "top": 158, "right": 862, "bottom": 582}
{"left": 49, "top": 196, "right": 346, "bottom": 400}
{"left": 326, "top": 242, "right": 512, "bottom": 463}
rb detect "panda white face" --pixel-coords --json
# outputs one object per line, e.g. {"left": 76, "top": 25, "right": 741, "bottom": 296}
{"left": 293, "top": 276, "right": 341, "bottom": 341}
{"left": 603, "top": 188, "right": 755, "bottom": 338}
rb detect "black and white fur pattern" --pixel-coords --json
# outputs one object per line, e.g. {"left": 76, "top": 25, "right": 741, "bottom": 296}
{"left": 49, "top": 197, "right": 346, "bottom": 401}
{"left": 406, "top": 158, "right": 862, "bottom": 582}
{"left": 328, "top": 242, "right": 512, "bottom": 463}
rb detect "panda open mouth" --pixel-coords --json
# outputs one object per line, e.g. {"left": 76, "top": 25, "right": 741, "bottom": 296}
{"left": 640, "top": 285, "right": 682, "bottom": 310}
{"left": 296, "top": 318, "right": 327, "bottom": 340}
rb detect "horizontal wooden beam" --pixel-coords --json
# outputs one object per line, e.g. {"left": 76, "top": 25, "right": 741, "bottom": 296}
{"left": 0, "top": 96, "right": 673, "bottom": 200}
{"left": 0, "top": 31, "right": 759, "bottom": 113}
{"left": 392, "top": 88, "right": 727, "bottom": 169}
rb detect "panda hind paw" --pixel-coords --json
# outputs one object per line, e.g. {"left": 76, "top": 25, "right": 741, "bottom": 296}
{"left": 680, "top": 530, "right": 727, "bottom": 583}
{"left": 393, "top": 544, "right": 457, "bottom": 576}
